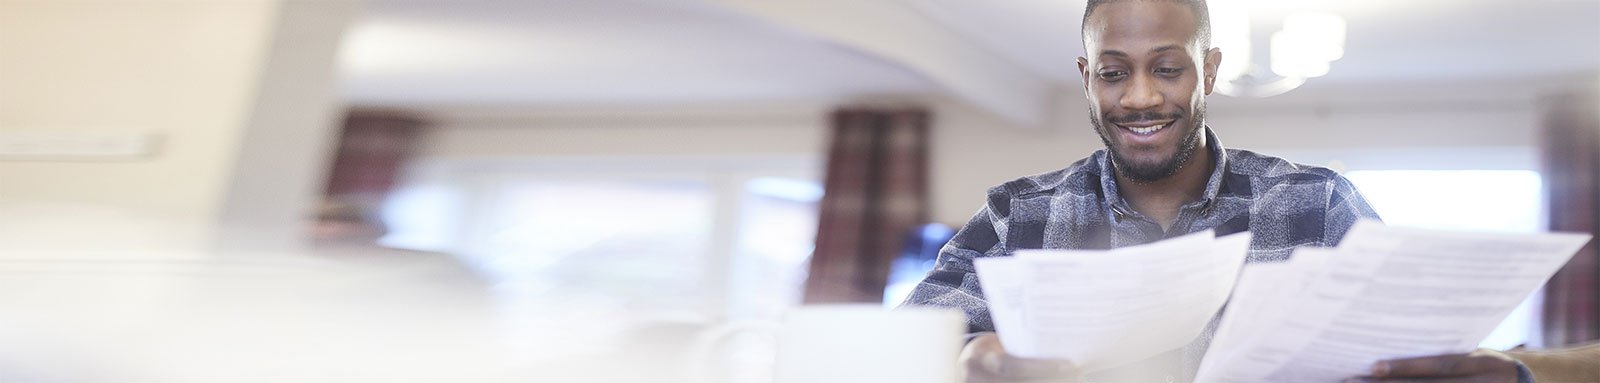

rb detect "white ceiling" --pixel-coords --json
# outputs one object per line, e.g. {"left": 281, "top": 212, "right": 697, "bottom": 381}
{"left": 907, "top": 0, "right": 1600, "bottom": 85}
{"left": 340, "top": 0, "right": 936, "bottom": 106}
{"left": 340, "top": 0, "right": 1600, "bottom": 107}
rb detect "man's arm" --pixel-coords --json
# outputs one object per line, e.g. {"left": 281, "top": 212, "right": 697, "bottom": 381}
{"left": 1324, "top": 173, "right": 1383, "bottom": 246}
{"left": 1508, "top": 342, "right": 1600, "bottom": 382}
{"left": 898, "top": 196, "right": 1008, "bottom": 334}
{"left": 1349, "top": 342, "right": 1600, "bottom": 383}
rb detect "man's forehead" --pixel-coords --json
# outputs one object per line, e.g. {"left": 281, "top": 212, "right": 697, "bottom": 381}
{"left": 1082, "top": 1, "right": 1201, "bottom": 55}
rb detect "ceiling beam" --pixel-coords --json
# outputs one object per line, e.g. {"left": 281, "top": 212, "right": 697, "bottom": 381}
{"left": 707, "top": 0, "right": 1058, "bottom": 128}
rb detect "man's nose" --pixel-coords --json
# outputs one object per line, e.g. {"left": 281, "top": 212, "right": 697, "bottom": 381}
{"left": 1119, "top": 74, "right": 1163, "bottom": 111}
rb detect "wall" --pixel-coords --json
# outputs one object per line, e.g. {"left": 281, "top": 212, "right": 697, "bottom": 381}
{"left": 218, "top": 0, "right": 361, "bottom": 252}
{"left": 396, "top": 76, "right": 1595, "bottom": 228}
{"left": 925, "top": 77, "right": 1572, "bottom": 226}
{"left": 0, "top": 0, "right": 356, "bottom": 253}
{"left": 0, "top": 0, "right": 280, "bottom": 222}
{"left": 418, "top": 105, "right": 829, "bottom": 160}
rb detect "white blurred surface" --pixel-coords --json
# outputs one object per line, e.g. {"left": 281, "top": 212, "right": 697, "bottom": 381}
{"left": 0, "top": 203, "right": 746, "bottom": 382}
{"left": 0, "top": 248, "right": 507, "bottom": 382}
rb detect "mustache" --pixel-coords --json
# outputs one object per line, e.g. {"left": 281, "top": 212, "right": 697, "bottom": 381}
{"left": 1106, "top": 111, "right": 1183, "bottom": 125}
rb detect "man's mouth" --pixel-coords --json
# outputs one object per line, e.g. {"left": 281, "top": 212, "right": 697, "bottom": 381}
{"left": 1115, "top": 120, "right": 1176, "bottom": 136}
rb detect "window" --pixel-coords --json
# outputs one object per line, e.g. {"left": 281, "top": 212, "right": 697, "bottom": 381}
{"left": 726, "top": 177, "right": 822, "bottom": 320}
{"left": 1343, "top": 170, "right": 1546, "bottom": 349}
{"left": 378, "top": 157, "right": 821, "bottom": 362}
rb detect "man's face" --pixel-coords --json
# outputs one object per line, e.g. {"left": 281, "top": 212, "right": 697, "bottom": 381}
{"left": 1078, "top": 1, "right": 1221, "bottom": 182}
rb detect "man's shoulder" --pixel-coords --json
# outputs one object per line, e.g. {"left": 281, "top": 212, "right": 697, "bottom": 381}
{"left": 987, "top": 152, "right": 1105, "bottom": 200}
{"left": 1225, "top": 149, "right": 1349, "bottom": 187}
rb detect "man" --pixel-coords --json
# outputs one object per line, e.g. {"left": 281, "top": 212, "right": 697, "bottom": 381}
{"left": 901, "top": 0, "right": 1536, "bottom": 382}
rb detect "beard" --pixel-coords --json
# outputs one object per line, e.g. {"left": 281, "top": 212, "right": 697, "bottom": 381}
{"left": 1089, "top": 104, "right": 1206, "bottom": 183}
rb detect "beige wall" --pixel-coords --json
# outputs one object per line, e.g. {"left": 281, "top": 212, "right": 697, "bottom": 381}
{"left": 928, "top": 93, "right": 1100, "bottom": 225}
{"left": 0, "top": 0, "right": 280, "bottom": 222}
{"left": 0, "top": 0, "right": 355, "bottom": 253}
{"left": 419, "top": 105, "right": 830, "bottom": 160}
{"left": 406, "top": 77, "right": 1568, "bottom": 229}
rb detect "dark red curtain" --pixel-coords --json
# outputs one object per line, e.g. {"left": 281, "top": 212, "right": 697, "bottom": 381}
{"left": 314, "top": 110, "right": 426, "bottom": 239}
{"left": 324, "top": 111, "right": 425, "bottom": 200}
{"left": 803, "top": 108, "right": 931, "bottom": 303}
{"left": 1541, "top": 91, "right": 1600, "bottom": 346}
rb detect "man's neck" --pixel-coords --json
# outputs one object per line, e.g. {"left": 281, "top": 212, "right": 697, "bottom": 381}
{"left": 1115, "top": 138, "right": 1214, "bottom": 230}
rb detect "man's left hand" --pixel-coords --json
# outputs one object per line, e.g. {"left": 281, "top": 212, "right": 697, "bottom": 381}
{"left": 1344, "top": 349, "right": 1521, "bottom": 383}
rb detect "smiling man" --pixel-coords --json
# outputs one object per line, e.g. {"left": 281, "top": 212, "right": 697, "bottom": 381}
{"left": 900, "top": 1, "right": 1535, "bottom": 382}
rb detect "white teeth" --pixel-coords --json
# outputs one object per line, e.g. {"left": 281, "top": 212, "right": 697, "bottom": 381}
{"left": 1128, "top": 123, "right": 1167, "bottom": 135}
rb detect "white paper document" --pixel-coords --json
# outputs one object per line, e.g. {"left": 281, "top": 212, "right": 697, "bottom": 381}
{"left": 975, "top": 231, "right": 1253, "bottom": 371}
{"left": 1195, "top": 220, "right": 1592, "bottom": 382}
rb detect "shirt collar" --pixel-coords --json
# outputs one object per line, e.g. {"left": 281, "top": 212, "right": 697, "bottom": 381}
{"left": 1097, "top": 126, "right": 1230, "bottom": 213}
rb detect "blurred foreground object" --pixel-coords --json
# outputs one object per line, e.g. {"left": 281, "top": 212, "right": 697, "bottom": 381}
{"left": 689, "top": 305, "right": 964, "bottom": 383}
{"left": 0, "top": 203, "right": 737, "bottom": 382}
{"left": 0, "top": 245, "right": 511, "bottom": 382}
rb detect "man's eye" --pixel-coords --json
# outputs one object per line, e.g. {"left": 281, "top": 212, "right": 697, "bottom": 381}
{"left": 1098, "top": 71, "right": 1127, "bottom": 81}
{"left": 1155, "top": 67, "right": 1183, "bottom": 76}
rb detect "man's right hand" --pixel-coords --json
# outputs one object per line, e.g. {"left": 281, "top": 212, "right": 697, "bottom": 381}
{"left": 960, "top": 332, "right": 1082, "bottom": 383}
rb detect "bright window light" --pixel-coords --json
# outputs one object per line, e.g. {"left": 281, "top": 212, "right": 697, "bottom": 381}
{"left": 1344, "top": 170, "right": 1546, "bottom": 350}
{"left": 1344, "top": 170, "right": 1542, "bottom": 233}
{"left": 379, "top": 184, "right": 465, "bottom": 252}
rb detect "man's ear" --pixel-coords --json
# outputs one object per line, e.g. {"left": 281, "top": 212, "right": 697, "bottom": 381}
{"left": 1202, "top": 47, "right": 1222, "bottom": 95}
{"left": 1077, "top": 57, "right": 1092, "bottom": 95}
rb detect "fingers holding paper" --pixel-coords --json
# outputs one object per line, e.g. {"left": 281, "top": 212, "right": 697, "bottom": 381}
{"left": 960, "top": 332, "right": 1083, "bottom": 383}
{"left": 1342, "top": 349, "right": 1521, "bottom": 383}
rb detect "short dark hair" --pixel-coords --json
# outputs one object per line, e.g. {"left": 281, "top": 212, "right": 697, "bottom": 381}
{"left": 1083, "top": 0, "right": 1212, "bottom": 49}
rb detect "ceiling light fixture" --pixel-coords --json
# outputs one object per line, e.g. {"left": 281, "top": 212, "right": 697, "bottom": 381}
{"left": 1210, "top": 2, "right": 1347, "bottom": 98}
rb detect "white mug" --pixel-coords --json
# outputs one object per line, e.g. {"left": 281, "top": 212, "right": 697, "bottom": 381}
{"left": 689, "top": 304, "right": 966, "bottom": 383}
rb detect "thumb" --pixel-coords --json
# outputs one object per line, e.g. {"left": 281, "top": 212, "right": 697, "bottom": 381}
{"left": 987, "top": 352, "right": 1079, "bottom": 379}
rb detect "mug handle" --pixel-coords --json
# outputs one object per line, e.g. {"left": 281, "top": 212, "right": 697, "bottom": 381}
{"left": 684, "top": 320, "right": 782, "bottom": 383}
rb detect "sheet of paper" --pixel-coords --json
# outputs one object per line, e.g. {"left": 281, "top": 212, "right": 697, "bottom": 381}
{"left": 973, "top": 256, "right": 1035, "bottom": 354}
{"left": 1196, "top": 221, "right": 1592, "bottom": 383}
{"left": 1198, "top": 248, "right": 1335, "bottom": 377}
{"left": 975, "top": 231, "right": 1253, "bottom": 371}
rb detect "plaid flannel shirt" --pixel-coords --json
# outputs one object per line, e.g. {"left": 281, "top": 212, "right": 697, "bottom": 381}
{"left": 902, "top": 127, "right": 1387, "bottom": 381}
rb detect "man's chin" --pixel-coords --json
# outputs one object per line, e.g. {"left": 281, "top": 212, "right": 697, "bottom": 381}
{"left": 1115, "top": 151, "right": 1174, "bottom": 169}
{"left": 1111, "top": 153, "right": 1181, "bottom": 181}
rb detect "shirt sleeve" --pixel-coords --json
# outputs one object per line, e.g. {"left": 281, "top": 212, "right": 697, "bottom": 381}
{"left": 897, "top": 188, "right": 1011, "bottom": 334}
{"left": 1323, "top": 174, "right": 1383, "bottom": 246}
{"left": 1515, "top": 360, "right": 1535, "bottom": 383}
